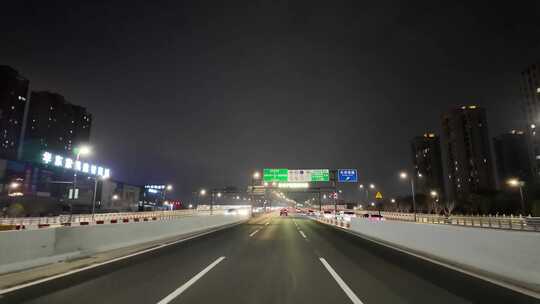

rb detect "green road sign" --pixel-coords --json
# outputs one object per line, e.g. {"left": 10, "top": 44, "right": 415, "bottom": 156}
{"left": 310, "top": 169, "right": 329, "bottom": 182}
{"left": 264, "top": 168, "right": 330, "bottom": 182}
{"left": 263, "top": 168, "right": 288, "bottom": 182}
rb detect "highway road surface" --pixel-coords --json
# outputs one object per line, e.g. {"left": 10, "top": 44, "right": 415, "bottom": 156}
{"left": 0, "top": 214, "right": 537, "bottom": 304}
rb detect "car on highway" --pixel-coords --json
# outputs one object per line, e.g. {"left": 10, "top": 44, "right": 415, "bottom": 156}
{"left": 225, "top": 208, "right": 238, "bottom": 215}
{"left": 363, "top": 213, "right": 385, "bottom": 221}
{"left": 339, "top": 210, "right": 356, "bottom": 222}
{"left": 323, "top": 210, "right": 333, "bottom": 219}
{"left": 280, "top": 208, "right": 288, "bottom": 216}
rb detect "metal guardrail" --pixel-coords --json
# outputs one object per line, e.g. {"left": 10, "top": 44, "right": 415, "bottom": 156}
{"left": 359, "top": 211, "right": 540, "bottom": 232}
{"left": 0, "top": 208, "right": 245, "bottom": 231}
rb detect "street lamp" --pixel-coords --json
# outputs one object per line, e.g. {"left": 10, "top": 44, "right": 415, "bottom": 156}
{"left": 200, "top": 189, "right": 207, "bottom": 196}
{"left": 10, "top": 182, "right": 20, "bottom": 189}
{"left": 253, "top": 171, "right": 261, "bottom": 179}
{"left": 166, "top": 184, "right": 173, "bottom": 191}
{"left": 91, "top": 175, "right": 109, "bottom": 221}
{"left": 507, "top": 178, "right": 526, "bottom": 214}
{"left": 391, "top": 198, "right": 395, "bottom": 203}
{"left": 72, "top": 145, "right": 91, "bottom": 201}
{"left": 399, "top": 171, "right": 418, "bottom": 222}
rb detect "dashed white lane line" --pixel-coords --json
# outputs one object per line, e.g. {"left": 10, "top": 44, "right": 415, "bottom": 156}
{"left": 299, "top": 230, "right": 307, "bottom": 239}
{"left": 157, "top": 256, "right": 226, "bottom": 304}
{"left": 319, "top": 257, "right": 364, "bottom": 304}
{"left": 249, "top": 229, "right": 260, "bottom": 237}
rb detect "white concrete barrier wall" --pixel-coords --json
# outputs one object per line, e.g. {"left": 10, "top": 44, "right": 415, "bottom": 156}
{"left": 350, "top": 218, "right": 540, "bottom": 292}
{"left": 0, "top": 214, "right": 247, "bottom": 274}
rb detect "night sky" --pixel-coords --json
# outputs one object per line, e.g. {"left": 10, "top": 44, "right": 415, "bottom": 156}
{"left": 2, "top": 1, "right": 540, "bottom": 202}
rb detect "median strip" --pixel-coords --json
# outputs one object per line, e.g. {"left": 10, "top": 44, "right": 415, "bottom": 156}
{"left": 157, "top": 256, "right": 225, "bottom": 304}
{"left": 319, "top": 257, "right": 364, "bottom": 304}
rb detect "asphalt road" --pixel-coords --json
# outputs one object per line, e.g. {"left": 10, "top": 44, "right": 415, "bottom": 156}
{"left": 0, "top": 214, "right": 538, "bottom": 304}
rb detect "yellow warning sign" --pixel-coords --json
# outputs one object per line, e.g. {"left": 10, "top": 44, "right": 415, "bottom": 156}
{"left": 375, "top": 192, "right": 383, "bottom": 199}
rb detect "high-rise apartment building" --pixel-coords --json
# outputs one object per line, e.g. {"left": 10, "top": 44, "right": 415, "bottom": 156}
{"left": 22, "top": 91, "right": 92, "bottom": 161}
{"left": 410, "top": 133, "right": 445, "bottom": 198}
{"left": 441, "top": 106, "right": 496, "bottom": 203}
{"left": 0, "top": 66, "right": 29, "bottom": 160}
{"left": 493, "top": 130, "right": 534, "bottom": 185}
{"left": 520, "top": 63, "right": 540, "bottom": 176}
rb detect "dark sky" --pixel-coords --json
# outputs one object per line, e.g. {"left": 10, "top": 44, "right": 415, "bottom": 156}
{"left": 2, "top": 1, "right": 540, "bottom": 202}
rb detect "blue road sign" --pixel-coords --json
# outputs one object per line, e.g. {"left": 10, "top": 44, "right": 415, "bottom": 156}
{"left": 338, "top": 169, "right": 358, "bottom": 183}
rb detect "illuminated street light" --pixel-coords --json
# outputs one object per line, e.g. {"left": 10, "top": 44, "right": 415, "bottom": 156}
{"left": 217, "top": 192, "right": 222, "bottom": 198}
{"left": 264, "top": 182, "right": 269, "bottom": 187}
{"left": 166, "top": 184, "right": 173, "bottom": 191}
{"left": 430, "top": 190, "right": 438, "bottom": 197}
{"left": 76, "top": 145, "right": 91, "bottom": 156}
{"left": 72, "top": 145, "right": 92, "bottom": 203}
{"left": 507, "top": 178, "right": 526, "bottom": 214}
{"left": 188, "top": 204, "right": 193, "bottom": 209}
{"left": 112, "top": 194, "right": 119, "bottom": 200}
{"left": 200, "top": 189, "right": 207, "bottom": 196}
{"left": 399, "top": 170, "right": 417, "bottom": 221}
{"left": 369, "top": 184, "right": 375, "bottom": 189}
{"left": 391, "top": 198, "right": 396, "bottom": 203}
{"left": 359, "top": 184, "right": 364, "bottom": 189}
{"left": 253, "top": 171, "right": 261, "bottom": 179}
{"left": 370, "top": 202, "right": 375, "bottom": 207}
{"left": 9, "top": 182, "right": 20, "bottom": 189}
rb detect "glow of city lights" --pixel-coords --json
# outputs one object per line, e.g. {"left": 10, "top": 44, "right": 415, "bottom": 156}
{"left": 42, "top": 151, "right": 111, "bottom": 178}
{"left": 277, "top": 182, "right": 309, "bottom": 189}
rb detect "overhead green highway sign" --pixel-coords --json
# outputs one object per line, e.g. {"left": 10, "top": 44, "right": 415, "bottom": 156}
{"left": 263, "top": 168, "right": 330, "bottom": 182}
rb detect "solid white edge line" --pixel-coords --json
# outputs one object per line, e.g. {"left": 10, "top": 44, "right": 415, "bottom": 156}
{"left": 299, "top": 230, "right": 307, "bottom": 239}
{"left": 315, "top": 218, "right": 540, "bottom": 300}
{"left": 0, "top": 222, "right": 244, "bottom": 295}
{"left": 156, "top": 256, "right": 225, "bottom": 304}
{"left": 249, "top": 229, "right": 260, "bottom": 237}
{"left": 319, "top": 257, "right": 364, "bottom": 304}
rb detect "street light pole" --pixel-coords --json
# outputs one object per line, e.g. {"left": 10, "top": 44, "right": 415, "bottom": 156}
{"left": 410, "top": 178, "right": 417, "bottom": 222}
{"left": 91, "top": 177, "right": 99, "bottom": 221}
{"left": 507, "top": 178, "right": 526, "bottom": 215}
{"left": 519, "top": 185, "right": 525, "bottom": 215}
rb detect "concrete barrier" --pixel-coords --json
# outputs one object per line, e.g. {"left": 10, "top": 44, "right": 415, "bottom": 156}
{"left": 0, "top": 214, "right": 247, "bottom": 274}
{"left": 349, "top": 218, "right": 540, "bottom": 293}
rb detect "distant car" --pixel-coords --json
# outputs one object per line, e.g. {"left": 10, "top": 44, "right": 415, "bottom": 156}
{"left": 280, "top": 208, "right": 288, "bottom": 216}
{"left": 323, "top": 210, "right": 333, "bottom": 219}
{"left": 340, "top": 211, "right": 356, "bottom": 222}
{"left": 225, "top": 208, "right": 238, "bottom": 215}
{"left": 363, "top": 214, "right": 384, "bottom": 221}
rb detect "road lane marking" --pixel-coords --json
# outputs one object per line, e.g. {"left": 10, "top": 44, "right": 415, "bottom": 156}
{"left": 299, "top": 230, "right": 307, "bottom": 239}
{"left": 249, "top": 229, "right": 260, "bottom": 237}
{"left": 157, "top": 256, "right": 225, "bottom": 304}
{"left": 319, "top": 257, "right": 364, "bottom": 304}
{"left": 265, "top": 222, "right": 270, "bottom": 226}
{"left": 0, "top": 223, "right": 242, "bottom": 295}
